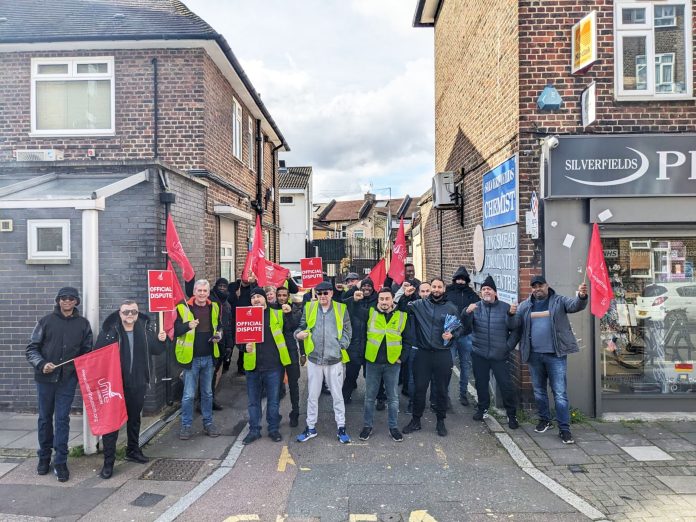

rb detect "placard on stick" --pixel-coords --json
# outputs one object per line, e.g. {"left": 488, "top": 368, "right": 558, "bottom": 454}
{"left": 235, "top": 306, "right": 264, "bottom": 344}
{"left": 300, "top": 257, "right": 324, "bottom": 288}
{"left": 147, "top": 270, "right": 175, "bottom": 312}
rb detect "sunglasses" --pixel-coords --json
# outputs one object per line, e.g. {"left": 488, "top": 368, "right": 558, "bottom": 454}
{"left": 120, "top": 309, "right": 139, "bottom": 316}
{"left": 59, "top": 296, "right": 77, "bottom": 301}
{"left": 316, "top": 291, "right": 331, "bottom": 296}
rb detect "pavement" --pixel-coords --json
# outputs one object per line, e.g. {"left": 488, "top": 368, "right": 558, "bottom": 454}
{"left": 0, "top": 367, "right": 694, "bottom": 521}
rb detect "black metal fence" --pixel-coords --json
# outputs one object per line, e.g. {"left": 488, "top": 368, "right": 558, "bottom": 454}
{"left": 306, "top": 238, "right": 384, "bottom": 280}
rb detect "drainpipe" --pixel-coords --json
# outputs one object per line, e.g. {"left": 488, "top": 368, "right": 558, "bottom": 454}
{"left": 151, "top": 58, "right": 159, "bottom": 159}
{"left": 271, "top": 143, "right": 283, "bottom": 261}
{"left": 254, "top": 119, "right": 263, "bottom": 216}
{"left": 81, "top": 207, "right": 101, "bottom": 455}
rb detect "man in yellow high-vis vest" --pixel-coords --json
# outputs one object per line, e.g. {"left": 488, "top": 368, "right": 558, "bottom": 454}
{"left": 295, "top": 281, "right": 353, "bottom": 444}
{"left": 241, "top": 288, "right": 293, "bottom": 445}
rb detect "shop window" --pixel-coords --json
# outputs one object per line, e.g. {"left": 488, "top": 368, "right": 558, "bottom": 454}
{"left": 600, "top": 236, "right": 696, "bottom": 397}
{"left": 614, "top": 0, "right": 692, "bottom": 100}
{"left": 27, "top": 219, "right": 70, "bottom": 262}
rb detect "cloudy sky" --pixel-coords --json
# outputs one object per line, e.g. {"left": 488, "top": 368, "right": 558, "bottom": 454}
{"left": 184, "top": 0, "right": 435, "bottom": 202}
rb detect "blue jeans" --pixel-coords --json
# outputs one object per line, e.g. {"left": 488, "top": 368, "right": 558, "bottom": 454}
{"left": 527, "top": 352, "right": 570, "bottom": 431}
{"left": 181, "top": 356, "right": 214, "bottom": 428}
{"left": 246, "top": 367, "right": 283, "bottom": 434}
{"left": 36, "top": 373, "right": 78, "bottom": 465}
{"left": 450, "top": 334, "right": 472, "bottom": 398}
{"left": 364, "top": 362, "right": 400, "bottom": 429}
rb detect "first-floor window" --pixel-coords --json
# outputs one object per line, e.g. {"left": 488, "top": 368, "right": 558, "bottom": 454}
{"left": 27, "top": 219, "right": 70, "bottom": 261}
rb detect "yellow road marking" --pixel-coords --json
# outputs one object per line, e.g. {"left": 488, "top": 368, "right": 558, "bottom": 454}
{"left": 349, "top": 515, "right": 378, "bottom": 522}
{"left": 409, "top": 510, "right": 438, "bottom": 522}
{"left": 223, "top": 516, "right": 260, "bottom": 522}
{"left": 277, "top": 445, "right": 296, "bottom": 472}
{"left": 434, "top": 444, "right": 449, "bottom": 469}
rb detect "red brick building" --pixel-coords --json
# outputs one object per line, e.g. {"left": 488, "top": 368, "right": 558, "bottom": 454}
{"left": 414, "top": 0, "right": 695, "bottom": 416}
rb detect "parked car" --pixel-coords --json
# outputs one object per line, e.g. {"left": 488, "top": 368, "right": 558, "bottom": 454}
{"left": 635, "top": 282, "right": 696, "bottom": 322}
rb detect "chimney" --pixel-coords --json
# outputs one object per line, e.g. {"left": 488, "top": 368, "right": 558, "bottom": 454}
{"left": 364, "top": 192, "right": 376, "bottom": 203}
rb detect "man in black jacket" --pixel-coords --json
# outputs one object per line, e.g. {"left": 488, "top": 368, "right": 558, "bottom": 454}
{"left": 94, "top": 300, "right": 167, "bottom": 479}
{"left": 274, "top": 286, "right": 302, "bottom": 427}
{"left": 401, "top": 278, "right": 461, "bottom": 436}
{"left": 26, "top": 287, "right": 93, "bottom": 482}
{"left": 463, "top": 276, "right": 521, "bottom": 428}
{"left": 445, "top": 266, "right": 480, "bottom": 406}
{"left": 208, "top": 278, "right": 234, "bottom": 408}
{"left": 229, "top": 275, "right": 257, "bottom": 374}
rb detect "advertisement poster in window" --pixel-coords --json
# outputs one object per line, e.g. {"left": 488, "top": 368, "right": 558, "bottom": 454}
{"left": 571, "top": 11, "right": 598, "bottom": 74}
{"left": 581, "top": 81, "right": 596, "bottom": 128}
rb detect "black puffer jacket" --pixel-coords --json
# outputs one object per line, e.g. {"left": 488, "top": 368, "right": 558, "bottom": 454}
{"left": 462, "top": 299, "right": 521, "bottom": 360}
{"left": 445, "top": 267, "right": 480, "bottom": 335}
{"left": 26, "top": 306, "right": 93, "bottom": 383}
{"left": 405, "top": 294, "right": 461, "bottom": 351}
{"left": 342, "top": 286, "right": 378, "bottom": 354}
{"left": 95, "top": 310, "right": 166, "bottom": 387}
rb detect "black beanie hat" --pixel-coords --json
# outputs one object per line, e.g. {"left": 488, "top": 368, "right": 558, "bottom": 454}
{"left": 214, "top": 278, "right": 229, "bottom": 287}
{"left": 481, "top": 275, "right": 497, "bottom": 292}
{"left": 55, "top": 286, "right": 80, "bottom": 306}
{"left": 361, "top": 278, "right": 375, "bottom": 288}
{"left": 250, "top": 287, "right": 267, "bottom": 300}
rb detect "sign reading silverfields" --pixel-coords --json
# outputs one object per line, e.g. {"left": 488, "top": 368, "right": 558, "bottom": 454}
{"left": 481, "top": 224, "right": 518, "bottom": 304}
{"left": 482, "top": 155, "right": 518, "bottom": 230}
{"left": 547, "top": 135, "right": 696, "bottom": 198}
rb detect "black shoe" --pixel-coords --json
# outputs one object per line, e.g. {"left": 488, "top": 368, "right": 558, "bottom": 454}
{"left": 289, "top": 411, "right": 299, "bottom": 428}
{"left": 125, "top": 449, "right": 149, "bottom": 464}
{"left": 375, "top": 400, "right": 386, "bottom": 411}
{"left": 37, "top": 458, "right": 50, "bottom": 475}
{"left": 242, "top": 432, "right": 261, "bottom": 445}
{"left": 390, "top": 428, "right": 404, "bottom": 442}
{"left": 212, "top": 401, "right": 224, "bottom": 411}
{"left": 269, "top": 431, "right": 282, "bottom": 442}
{"left": 472, "top": 409, "right": 489, "bottom": 421}
{"left": 436, "top": 419, "right": 448, "bottom": 437}
{"left": 508, "top": 416, "right": 520, "bottom": 430}
{"left": 53, "top": 463, "right": 69, "bottom": 482}
{"left": 99, "top": 462, "right": 114, "bottom": 479}
{"left": 459, "top": 395, "right": 469, "bottom": 406}
{"left": 559, "top": 430, "right": 575, "bottom": 444}
{"left": 359, "top": 426, "right": 372, "bottom": 440}
{"left": 535, "top": 420, "right": 553, "bottom": 433}
{"left": 402, "top": 418, "right": 422, "bottom": 434}
{"left": 344, "top": 396, "right": 352, "bottom": 404}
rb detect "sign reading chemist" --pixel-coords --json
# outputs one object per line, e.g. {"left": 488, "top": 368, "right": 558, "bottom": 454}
{"left": 547, "top": 135, "right": 696, "bottom": 198}
{"left": 482, "top": 155, "right": 518, "bottom": 230}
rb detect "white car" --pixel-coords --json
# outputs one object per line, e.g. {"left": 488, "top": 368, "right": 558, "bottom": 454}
{"left": 635, "top": 282, "right": 696, "bottom": 322}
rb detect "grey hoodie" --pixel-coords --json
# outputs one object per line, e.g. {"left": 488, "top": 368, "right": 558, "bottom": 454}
{"left": 295, "top": 301, "right": 352, "bottom": 365}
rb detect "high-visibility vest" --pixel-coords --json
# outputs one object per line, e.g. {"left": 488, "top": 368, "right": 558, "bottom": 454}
{"left": 365, "top": 308, "right": 407, "bottom": 364}
{"left": 244, "top": 308, "right": 292, "bottom": 371}
{"left": 304, "top": 301, "right": 350, "bottom": 363}
{"left": 175, "top": 301, "right": 220, "bottom": 364}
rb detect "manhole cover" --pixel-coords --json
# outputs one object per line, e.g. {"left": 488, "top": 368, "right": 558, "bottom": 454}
{"left": 140, "top": 459, "right": 204, "bottom": 481}
{"left": 131, "top": 492, "right": 166, "bottom": 507}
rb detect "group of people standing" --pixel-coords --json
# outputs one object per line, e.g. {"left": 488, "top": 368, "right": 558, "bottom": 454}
{"left": 25, "top": 263, "right": 587, "bottom": 482}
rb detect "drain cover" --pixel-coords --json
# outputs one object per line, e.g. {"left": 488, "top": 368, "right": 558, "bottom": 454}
{"left": 131, "top": 492, "right": 166, "bottom": 507}
{"left": 140, "top": 459, "right": 204, "bottom": 481}
{"left": 567, "top": 464, "right": 586, "bottom": 473}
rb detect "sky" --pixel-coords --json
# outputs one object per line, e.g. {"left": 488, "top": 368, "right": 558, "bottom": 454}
{"left": 183, "top": 0, "right": 435, "bottom": 202}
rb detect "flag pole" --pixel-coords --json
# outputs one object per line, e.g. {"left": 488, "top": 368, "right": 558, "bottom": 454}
{"left": 52, "top": 357, "right": 76, "bottom": 368}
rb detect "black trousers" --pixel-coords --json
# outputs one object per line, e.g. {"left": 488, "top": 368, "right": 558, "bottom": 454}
{"left": 471, "top": 352, "right": 517, "bottom": 416}
{"left": 102, "top": 384, "right": 146, "bottom": 463}
{"left": 412, "top": 349, "right": 452, "bottom": 420}
{"left": 342, "top": 350, "right": 364, "bottom": 400}
{"left": 285, "top": 357, "right": 301, "bottom": 414}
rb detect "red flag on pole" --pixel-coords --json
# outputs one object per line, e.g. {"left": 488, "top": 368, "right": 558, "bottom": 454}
{"left": 369, "top": 258, "right": 387, "bottom": 290}
{"left": 164, "top": 260, "right": 186, "bottom": 340}
{"left": 243, "top": 215, "right": 266, "bottom": 284}
{"left": 74, "top": 343, "right": 128, "bottom": 435}
{"left": 586, "top": 223, "right": 613, "bottom": 317}
{"left": 260, "top": 258, "right": 290, "bottom": 288}
{"left": 387, "top": 217, "right": 407, "bottom": 285}
{"left": 166, "top": 215, "right": 195, "bottom": 280}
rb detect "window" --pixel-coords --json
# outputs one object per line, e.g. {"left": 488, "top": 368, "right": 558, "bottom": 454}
{"left": 232, "top": 98, "right": 242, "bottom": 160}
{"left": 353, "top": 229, "right": 365, "bottom": 238}
{"left": 31, "top": 57, "right": 114, "bottom": 135}
{"left": 27, "top": 219, "right": 70, "bottom": 262}
{"left": 247, "top": 116, "right": 255, "bottom": 170}
{"left": 615, "top": 1, "right": 692, "bottom": 99}
{"left": 280, "top": 195, "right": 294, "bottom": 205}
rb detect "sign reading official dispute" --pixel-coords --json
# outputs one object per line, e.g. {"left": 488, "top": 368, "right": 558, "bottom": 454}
{"left": 482, "top": 155, "right": 518, "bottom": 230}
{"left": 235, "top": 306, "right": 264, "bottom": 344}
{"left": 300, "top": 257, "right": 324, "bottom": 288}
{"left": 147, "top": 270, "right": 175, "bottom": 312}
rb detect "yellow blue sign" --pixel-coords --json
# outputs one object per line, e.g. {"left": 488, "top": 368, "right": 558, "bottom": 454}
{"left": 482, "top": 155, "right": 518, "bottom": 230}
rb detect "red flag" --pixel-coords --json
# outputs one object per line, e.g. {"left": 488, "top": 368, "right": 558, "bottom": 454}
{"left": 74, "top": 343, "right": 127, "bottom": 435}
{"left": 586, "top": 223, "right": 613, "bottom": 317}
{"left": 260, "top": 258, "right": 290, "bottom": 288}
{"left": 164, "top": 261, "right": 186, "bottom": 340}
{"left": 243, "top": 215, "right": 266, "bottom": 283}
{"left": 369, "top": 258, "right": 387, "bottom": 290}
{"left": 166, "top": 215, "right": 195, "bottom": 280}
{"left": 388, "top": 217, "right": 407, "bottom": 285}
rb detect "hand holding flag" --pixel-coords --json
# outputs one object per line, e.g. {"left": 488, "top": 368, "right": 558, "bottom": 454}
{"left": 586, "top": 223, "right": 612, "bottom": 317}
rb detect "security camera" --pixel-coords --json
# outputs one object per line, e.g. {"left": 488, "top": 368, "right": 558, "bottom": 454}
{"left": 547, "top": 136, "right": 559, "bottom": 149}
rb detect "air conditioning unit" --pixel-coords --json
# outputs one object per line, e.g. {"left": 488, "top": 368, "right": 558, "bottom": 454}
{"left": 432, "top": 171, "right": 456, "bottom": 209}
{"left": 15, "top": 149, "right": 64, "bottom": 162}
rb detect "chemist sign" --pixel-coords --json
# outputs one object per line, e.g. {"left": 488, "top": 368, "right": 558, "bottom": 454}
{"left": 482, "top": 155, "right": 518, "bottom": 230}
{"left": 481, "top": 224, "right": 518, "bottom": 304}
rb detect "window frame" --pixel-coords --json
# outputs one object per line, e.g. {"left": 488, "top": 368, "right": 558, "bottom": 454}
{"left": 232, "top": 97, "right": 243, "bottom": 160}
{"left": 247, "top": 116, "right": 255, "bottom": 171}
{"left": 30, "top": 57, "right": 115, "bottom": 136}
{"left": 279, "top": 195, "right": 295, "bottom": 205}
{"left": 614, "top": 0, "right": 692, "bottom": 101}
{"left": 27, "top": 219, "right": 71, "bottom": 262}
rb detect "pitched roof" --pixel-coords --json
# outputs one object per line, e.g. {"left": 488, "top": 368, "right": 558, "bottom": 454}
{"left": 279, "top": 166, "right": 311, "bottom": 190}
{"left": 320, "top": 199, "right": 368, "bottom": 222}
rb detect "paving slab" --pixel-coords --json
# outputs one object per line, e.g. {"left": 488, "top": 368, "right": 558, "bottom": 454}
{"left": 678, "top": 432, "right": 696, "bottom": 444}
{"left": 0, "top": 431, "right": 30, "bottom": 447}
{"left": 660, "top": 421, "right": 696, "bottom": 433}
{"left": 651, "top": 438, "right": 696, "bottom": 452}
{"left": 577, "top": 440, "right": 623, "bottom": 456}
{"left": 620, "top": 445, "right": 675, "bottom": 461}
{"left": 0, "top": 463, "right": 18, "bottom": 478}
{"left": 605, "top": 434, "right": 651, "bottom": 447}
{"left": 545, "top": 447, "right": 593, "bottom": 465}
{"left": 655, "top": 476, "right": 696, "bottom": 494}
{"left": 0, "top": 484, "right": 114, "bottom": 518}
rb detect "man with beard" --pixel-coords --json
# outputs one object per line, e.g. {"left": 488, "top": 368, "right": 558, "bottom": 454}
{"left": 229, "top": 274, "right": 257, "bottom": 374}
{"left": 401, "top": 278, "right": 461, "bottom": 436}
{"left": 445, "top": 266, "right": 480, "bottom": 406}
{"left": 463, "top": 276, "right": 521, "bottom": 429}
{"left": 341, "top": 277, "right": 378, "bottom": 404}
{"left": 273, "top": 286, "right": 302, "bottom": 427}
{"left": 207, "top": 278, "right": 234, "bottom": 409}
